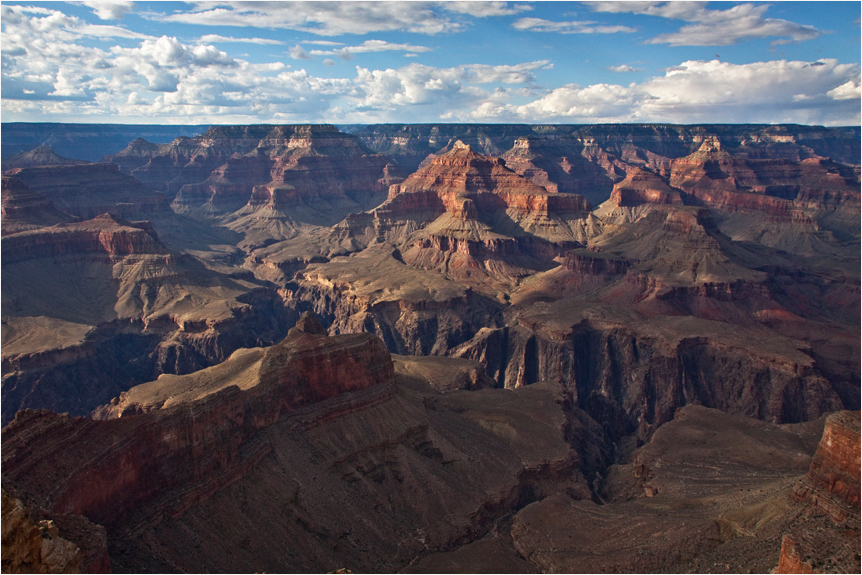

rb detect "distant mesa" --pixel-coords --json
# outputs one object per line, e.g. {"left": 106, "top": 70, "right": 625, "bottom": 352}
{"left": 4, "top": 162, "right": 169, "bottom": 221}
{"left": 1, "top": 145, "right": 89, "bottom": 171}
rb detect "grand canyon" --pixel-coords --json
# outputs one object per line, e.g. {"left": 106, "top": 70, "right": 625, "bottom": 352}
{"left": 1, "top": 122, "right": 859, "bottom": 573}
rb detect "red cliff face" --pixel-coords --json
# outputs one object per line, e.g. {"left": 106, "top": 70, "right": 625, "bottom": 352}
{"left": 792, "top": 410, "right": 861, "bottom": 523}
{"left": 776, "top": 411, "right": 860, "bottom": 574}
{"left": 670, "top": 137, "right": 860, "bottom": 219}
{"left": 157, "top": 125, "right": 390, "bottom": 218}
{"left": 609, "top": 167, "right": 683, "bottom": 207}
{"left": 389, "top": 140, "right": 590, "bottom": 214}
{"left": 1, "top": 213, "right": 167, "bottom": 264}
{"left": 2, "top": 317, "right": 394, "bottom": 531}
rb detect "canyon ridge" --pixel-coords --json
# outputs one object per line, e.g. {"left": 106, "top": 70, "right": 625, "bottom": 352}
{"left": 1, "top": 122, "right": 859, "bottom": 574}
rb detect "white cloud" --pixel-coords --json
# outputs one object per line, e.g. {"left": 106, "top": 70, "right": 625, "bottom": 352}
{"left": 289, "top": 45, "right": 311, "bottom": 60}
{"left": 81, "top": 1, "right": 135, "bottom": 20}
{"left": 345, "top": 40, "right": 433, "bottom": 54}
{"left": 589, "top": 1, "right": 821, "bottom": 46}
{"left": 155, "top": 1, "right": 464, "bottom": 36}
{"left": 607, "top": 64, "right": 643, "bottom": 73}
{"left": 197, "top": 34, "right": 284, "bottom": 45}
{"left": 828, "top": 80, "right": 861, "bottom": 101}
{"left": 442, "top": 1, "right": 531, "bottom": 17}
{"left": 494, "top": 58, "right": 860, "bottom": 126}
{"left": 513, "top": 17, "right": 636, "bottom": 34}
{"left": 308, "top": 39, "right": 433, "bottom": 59}
{"left": 1, "top": 4, "right": 857, "bottom": 126}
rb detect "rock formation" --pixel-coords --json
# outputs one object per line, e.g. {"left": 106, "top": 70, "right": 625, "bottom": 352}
{"left": 1, "top": 488, "right": 110, "bottom": 574}
{"left": 0, "top": 122, "right": 859, "bottom": 574}
{"left": 2, "top": 318, "right": 595, "bottom": 573}
{"left": 1, "top": 213, "right": 293, "bottom": 425}
{"left": 1, "top": 145, "right": 89, "bottom": 171}
{"left": 4, "top": 163, "right": 169, "bottom": 220}
{"left": 1, "top": 176, "right": 75, "bottom": 236}
{"left": 333, "top": 141, "right": 599, "bottom": 292}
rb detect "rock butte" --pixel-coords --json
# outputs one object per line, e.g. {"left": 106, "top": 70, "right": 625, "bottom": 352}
{"left": 1, "top": 123, "right": 859, "bottom": 573}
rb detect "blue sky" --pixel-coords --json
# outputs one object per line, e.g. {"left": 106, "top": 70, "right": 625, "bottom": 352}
{"left": 1, "top": 1, "right": 859, "bottom": 125}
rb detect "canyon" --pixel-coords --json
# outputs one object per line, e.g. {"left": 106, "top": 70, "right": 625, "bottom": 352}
{"left": 1, "top": 122, "right": 859, "bottom": 573}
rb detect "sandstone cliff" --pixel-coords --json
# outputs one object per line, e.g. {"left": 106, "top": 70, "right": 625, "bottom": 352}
{"left": 334, "top": 141, "right": 600, "bottom": 291}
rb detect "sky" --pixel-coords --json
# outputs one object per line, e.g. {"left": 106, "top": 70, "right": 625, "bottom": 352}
{"left": 1, "top": 1, "right": 860, "bottom": 125}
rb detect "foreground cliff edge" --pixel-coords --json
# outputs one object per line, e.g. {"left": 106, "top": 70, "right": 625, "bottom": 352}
{"left": 2, "top": 313, "right": 858, "bottom": 573}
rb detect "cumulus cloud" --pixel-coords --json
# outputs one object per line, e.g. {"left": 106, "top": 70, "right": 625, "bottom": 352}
{"left": 289, "top": 45, "right": 311, "bottom": 60}
{"left": 607, "top": 64, "right": 643, "bottom": 72}
{"left": 493, "top": 58, "right": 860, "bottom": 125}
{"left": 588, "top": 1, "right": 821, "bottom": 46}
{"left": 513, "top": 17, "right": 636, "bottom": 34}
{"left": 81, "top": 1, "right": 135, "bottom": 20}
{"left": 828, "top": 80, "right": 861, "bottom": 100}
{"left": 2, "top": 4, "right": 857, "bottom": 126}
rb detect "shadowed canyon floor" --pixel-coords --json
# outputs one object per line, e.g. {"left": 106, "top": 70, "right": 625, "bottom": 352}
{"left": 1, "top": 123, "right": 860, "bottom": 573}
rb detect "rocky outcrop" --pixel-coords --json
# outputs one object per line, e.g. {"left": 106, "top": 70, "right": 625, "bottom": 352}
{"left": 4, "top": 163, "right": 169, "bottom": 220}
{"left": 2, "top": 490, "right": 83, "bottom": 574}
{"left": 1, "top": 489, "right": 109, "bottom": 574}
{"left": 336, "top": 142, "right": 599, "bottom": 289}
{"left": 117, "top": 125, "right": 390, "bottom": 224}
{"left": 287, "top": 248, "right": 504, "bottom": 355}
{"left": 792, "top": 410, "right": 860, "bottom": 523}
{"left": 608, "top": 166, "right": 683, "bottom": 207}
{"left": 773, "top": 411, "right": 861, "bottom": 574}
{"left": 670, "top": 137, "right": 860, "bottom": 218}
{"left": 0, "top": 213, "right": 166, "bottom": 263}
{"left": 4, "top": 320, "right": 394, "bottom": 529}
{"left": 502, "top": 135, "right": 628, "bottom": 206}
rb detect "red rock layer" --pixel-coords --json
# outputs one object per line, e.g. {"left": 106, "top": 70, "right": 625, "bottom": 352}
{"left": 670, "top": 137, "right": 860, "bottom": 219}
{"left": 2, "top": 323, "right": 394, "bottom": 531}
{"left": 389, "top": 141, "right": 590, "bottom": 215}
{"left": 1, "top": 213, "right": 167, "bottom": 264}
{"left": 123, "top": 125, "right": 391, "bottom": 216}
{"left": 792, "top": 410, "right": 861, "bottom": 524}
{"left": 609, "top": 167, "right": 683, "bottom": 206}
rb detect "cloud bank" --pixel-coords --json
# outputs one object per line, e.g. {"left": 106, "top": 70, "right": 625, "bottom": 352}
{"left": 1, "top": 3, "right": 858, "bottom": 126}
